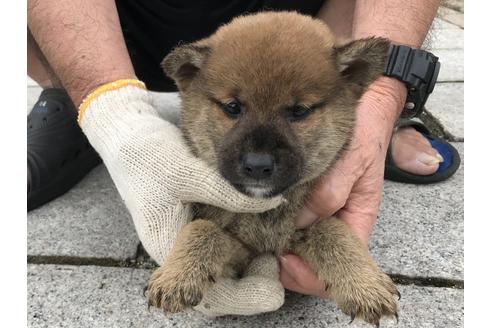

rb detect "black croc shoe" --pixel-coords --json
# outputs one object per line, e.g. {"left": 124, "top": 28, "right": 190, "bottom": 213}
{"left": 27, "top": 89, "right": 102, "bottom": 211}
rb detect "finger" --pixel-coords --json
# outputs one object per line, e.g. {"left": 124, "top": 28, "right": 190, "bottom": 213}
{"left": 279, "top": 254, "right": 329, "bottom": 298}
{"left": 337, "top": 194, "right": 379, "bottom": 246}
{"left": 295, "top": 153, "right": 362, "bottom": 228}
{"left": 244, "top": 254, "right": 279, "bottom": 279}
{"left": 178, "top": 155, "right": 285, "bottom": 213}
{"left": 139, "top": 202, "right": 193, "bottom": 266}
{"left": 194, "top": 275, "right": 284, "bottom": 317}
{"left": 194, "top": 254, "right": 284, "bottom": 316}
{"left": 336, "top": 160, "right": 383, "bottom": 245}
{"left": 279, "top": 267, "right": 324, "bottom": 296}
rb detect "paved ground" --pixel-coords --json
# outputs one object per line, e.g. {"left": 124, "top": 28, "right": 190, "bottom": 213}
{"left": 27, "top": 10, "right": 464, "bottom": 328}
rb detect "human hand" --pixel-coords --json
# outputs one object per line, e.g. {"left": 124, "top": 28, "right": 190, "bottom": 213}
{"left": 279, "top": 78, "right": 406, "bottom": 297}
{"left": 79, "top": 82, "right": 285, "bottom": 315}
{"left": 194, "top": 254, "right": 284, "bottom": 316}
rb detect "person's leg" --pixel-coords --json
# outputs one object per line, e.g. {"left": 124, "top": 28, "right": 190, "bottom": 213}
{"left": 26, "top": 11, "right": 106, "bottom": 210}
{"left": 28, "top": 0, "right": 136, "bottom": 107}
{"left": 316, "top": 0, "right": 442, "bottom": 175}
{"left": 316, "top": 0, "right": 354, "bottom": 41}
{"left": 27, "top": 28, "right": 61, "bottom": 89}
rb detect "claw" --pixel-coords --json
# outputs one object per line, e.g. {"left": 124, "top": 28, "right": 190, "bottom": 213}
{"left": 147, "top": 300, "right": 152, "bottom": 311}
{"left": 396, "top": 290, "right": 401, "bottom": 300}
{"left": 349, "top": 314, "right": 355, "bottom": 324}
{"left": 375, "top": 321, "right": 380, "bottom": 328}
{"left": 395, "top": 312, "right": 399, "bottom": 323}
{"left": 155, "top": 290, "right": 162, "bottom": 308}
{"left": 208, "top": 274, "right": 216, "bottom": 283}
{"left": 143, "top": 284, "right": 148, "bottom": 297}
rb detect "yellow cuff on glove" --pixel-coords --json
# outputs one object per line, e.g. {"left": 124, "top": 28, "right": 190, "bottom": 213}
{"left": 77, "top": 79, "right": 146, "bottom": 124}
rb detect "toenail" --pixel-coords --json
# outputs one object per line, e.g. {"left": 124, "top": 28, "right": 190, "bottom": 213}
{"left": 418, "top": 153, "right": 442, "bottom": 166}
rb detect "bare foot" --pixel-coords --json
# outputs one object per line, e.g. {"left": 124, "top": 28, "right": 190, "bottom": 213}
{"left": 390, "top": 127, "right": 443, "bottom": 175}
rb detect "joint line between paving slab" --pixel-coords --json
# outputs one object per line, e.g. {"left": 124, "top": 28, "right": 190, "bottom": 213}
{"left": 389, "top": 273, "right": 463, "bottom": 289}
{"left": 435, "top": 80, "right": 464, "bottom": 83}
{"left": 438, "top": 5, "right": 464, "bottom": 29}
{"left": 27, "top": 255, "right": 131, "bottom": 268}
{"left": 28, "top": 255, "right": 463, "bottom": 290}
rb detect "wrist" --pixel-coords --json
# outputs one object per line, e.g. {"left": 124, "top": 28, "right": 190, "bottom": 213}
{"left": 352, "top": 1, "right": 440, "bottom": 50}
{"left": 361, "top": 76, "right": 407, "bottom": 124}
{"left": 78, "top": 83, "right": 163, "bottom": 152}
{"left": 77, "top": 79, "right": 147, "bottom": 125}
{"left": 65, "top": 72, "right": 139, "bottom": 108}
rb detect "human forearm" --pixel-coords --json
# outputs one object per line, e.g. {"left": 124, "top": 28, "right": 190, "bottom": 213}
{"left": 27, "top": 0, "right": 136, "bottom": 106}
{"left": 352, "top": 0, "right": 440, "bottom": 121}
{"left": 353, "top": 0, "right": 440, "bottom": 48}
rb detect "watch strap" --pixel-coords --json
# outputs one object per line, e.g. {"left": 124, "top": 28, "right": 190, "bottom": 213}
{"left": 384, "top": 44, "right": 440, "bottom": 118}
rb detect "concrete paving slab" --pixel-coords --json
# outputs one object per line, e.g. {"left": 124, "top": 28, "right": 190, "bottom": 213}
{"left": 27, "top": 86, "right": 42, "bottom": 114}
{"left": 27, "top": 165, "right": 140, "bottom": 261}
{"left": 438, "top": 7, "right": 464, "bottom": 28}
{"left": 25, "top": 90, "right": 181, "bottom": 262}
{"left": 426, "top": 28, "right": 464, "bottom": 50}
{"left": 435, "top": 49, "right": 464, "bottom": 82}
{"left": 426, "top": 83, "right": 464, "bottom": 140}
{"left": 444, "top": 0, "right": 464, "bottom": 13}
{"left": 28, "top": 77, "right": 39, "bottom": 86}
{"left": 371, "top": 143, "right": 463, "bottom": 280}
{"left": 431, "top": 17, "right": 461, "bottom": 30}
{"left": 27, "top": 88, "right": 463, "bottom": 280}
{"left": 27, "top": 143, "right": 463, "bottom": 280}
{"left": 28, "top": 264, "right": 463, "bottom": 328}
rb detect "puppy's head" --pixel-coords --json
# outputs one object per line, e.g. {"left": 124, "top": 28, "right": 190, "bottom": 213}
{"left": 162, "top": 12, "right": 390, "bottom": 198}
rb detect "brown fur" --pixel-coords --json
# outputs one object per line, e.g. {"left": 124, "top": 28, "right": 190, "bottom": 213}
{"left": 147, "top": 12, "right": 398, "bottom": 326}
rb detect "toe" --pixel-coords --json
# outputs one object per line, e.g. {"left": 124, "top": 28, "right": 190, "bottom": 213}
{"left": 390, "top": 127, "right": 443, "bottom": 175}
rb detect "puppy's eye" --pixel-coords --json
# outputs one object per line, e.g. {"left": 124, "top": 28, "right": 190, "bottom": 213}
{"left": 221, "top": 100, "right": 243, "bottom": 118}
{"left": 288, "top": 105, "right": 312, "bottom": 121}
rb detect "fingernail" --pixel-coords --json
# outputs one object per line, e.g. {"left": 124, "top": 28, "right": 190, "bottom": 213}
{"left": 295, "top": 207, "right": 319, "bottom": 228}
{"left": 417, "top": 152, "right": 442, "bottom": 166}
{"left": 279, "top": 256, "right": 295, "bottom": 277}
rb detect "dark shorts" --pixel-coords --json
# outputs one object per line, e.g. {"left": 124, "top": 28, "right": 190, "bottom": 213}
{"left": 115, "top": 0, "right": 325, "bottom": 91}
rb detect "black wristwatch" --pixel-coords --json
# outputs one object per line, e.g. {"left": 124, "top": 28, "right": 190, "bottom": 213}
{"left": 384, "top": 44, "right": 440, "bottom": 118}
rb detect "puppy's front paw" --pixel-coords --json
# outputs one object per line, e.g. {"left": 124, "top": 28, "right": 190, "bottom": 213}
{"left": 146, "top": 265, "right": 215, "bottom": 313}
{"left": 332, "top": 270, "right": 399, "bottom": 326}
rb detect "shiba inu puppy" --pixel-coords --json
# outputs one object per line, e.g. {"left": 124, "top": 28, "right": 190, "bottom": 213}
{"left": 147, "top": 12, "right": 398, "bottom": 326}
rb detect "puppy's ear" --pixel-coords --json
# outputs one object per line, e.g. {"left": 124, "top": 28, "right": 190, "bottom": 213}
{"left": 334, "top": 37, "right": 390, "bottom": 91}
{"left": 161, "top": 44, "right": 211, "bottom": 91}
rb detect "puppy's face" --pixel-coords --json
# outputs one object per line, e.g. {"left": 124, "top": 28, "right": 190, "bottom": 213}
{"left": 163, "top": 12, "right": 389, "bottom": 198}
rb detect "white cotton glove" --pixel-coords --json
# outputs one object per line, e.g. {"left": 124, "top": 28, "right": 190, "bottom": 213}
{"left": 79, "top": 82, "right": 285, "bottom": 315}
{"left": 195, "top": 254, "right": 284, "bottom": 316}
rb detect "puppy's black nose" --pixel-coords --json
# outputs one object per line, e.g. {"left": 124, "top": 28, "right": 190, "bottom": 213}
{"left": 242, "top": 153, "right": 275, "bottom": 179}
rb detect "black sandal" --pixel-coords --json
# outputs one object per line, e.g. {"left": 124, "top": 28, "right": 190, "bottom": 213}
{"left": 27, "top": 89, "right": 102, "bottom": 211}
{"left": 384, "top": 119, "right": 461, "bottom": 184}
